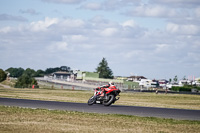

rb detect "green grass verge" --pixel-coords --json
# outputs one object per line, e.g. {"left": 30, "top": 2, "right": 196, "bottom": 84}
{"left": 0, "top": 106, "right": 200, "bottom": 133}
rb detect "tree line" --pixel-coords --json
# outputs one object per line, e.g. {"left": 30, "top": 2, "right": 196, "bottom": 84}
{"left": 4, "top": 58, "right": 113, "bottom": 79}
{"left": 5, "top": 66, "right": 72, "bottom": 78}
{"left": 0, "top": 66, "right": 72, "bottom": 88}
{"left": 0, "top": 58, "right": 114, "bottom": 88}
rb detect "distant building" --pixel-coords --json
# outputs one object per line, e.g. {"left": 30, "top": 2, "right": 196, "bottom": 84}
{"left": 139, "top": 79, "right": 152, "bottom": 88}
{"left": 127, "top": 76, "right": 147, "bottom": 82}
{"left": 151, "top": 79, "right": 159, "bottom": 88}
{"left": 158, "top": 79, "right": 168, "bottom": 87}
{"left": 114, "top": 76, "right": 128, "bottom": 80}
{"left": 179, "top": 80, "right": 191, "bottom": 85}
{"left": 76, "top": 71, "right": 99, "bottom": 81}
{"left": 195, "top": 77, "right": 200, "bottom": 86}
{"left": 138, "top": 79, "right": 159, "bottom": 88}
{"left": 53, "top": 71, "right": 71, "bottom": 80}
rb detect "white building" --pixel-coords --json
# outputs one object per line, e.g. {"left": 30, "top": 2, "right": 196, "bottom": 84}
{"left": 158, "top": 79, "right": 168, "bottom": 87}
{"left": 139, "top": 79, "right": 152, "bottom": 88}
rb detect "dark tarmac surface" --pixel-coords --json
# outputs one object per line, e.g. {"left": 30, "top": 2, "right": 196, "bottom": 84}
{"left": 0, "top": 97, "right": 200, "bottom": 121}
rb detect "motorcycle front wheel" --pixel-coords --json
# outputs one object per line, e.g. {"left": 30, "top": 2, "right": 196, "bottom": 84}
{"left": 88, "top": 96, "right": 96, "bottom": 105}
{"left": 103, "top": 95, "right": 115, "bottom": 106}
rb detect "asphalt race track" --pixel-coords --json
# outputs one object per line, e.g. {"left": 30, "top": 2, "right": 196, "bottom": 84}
{"left": 0, "top": 97, "right": 200, "bottom": 121}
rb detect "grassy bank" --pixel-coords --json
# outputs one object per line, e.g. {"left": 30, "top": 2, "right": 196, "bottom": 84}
{"left": 0, "top": 106, "right": 200, "bottom": 133}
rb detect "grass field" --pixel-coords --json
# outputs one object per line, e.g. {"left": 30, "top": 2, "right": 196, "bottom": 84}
{"left": 0, "top": 106, "right": 200, "bottom": 133}
{"left": 1, "top": 81, "right": 200, "bottom": 132}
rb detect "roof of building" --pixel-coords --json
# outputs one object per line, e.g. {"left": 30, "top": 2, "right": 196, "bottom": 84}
{"left": 127, "top": 76, "right": 147, "bottom": 79}
{"left": 53, "top": 71, "right": 71, "bottom": 75}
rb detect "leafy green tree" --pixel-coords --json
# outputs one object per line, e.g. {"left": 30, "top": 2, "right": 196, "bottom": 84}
{"left": 31, "top": 78, "right": 38, "bottom": 85}
{"left": 35, "top": 69, "right": 45, "bottom": 77}
{"left": 23, "top": 68, "right": 36, "bottom": 77}
{"left": 182, "top": 76, "right": 186, "bottom": 80}
{"left": 14, "top": 68, "right": 38, "bottom": 88}
{"left": 173, "top": 75, "right": 178, "bottom": 83}
{"left": 0, "top": 69, "right": 7, "bottom": 82}
{"left": 96, "top": 57, "right": 113, "bottom": 79}
{"left": 60, "top": 66, "right": 71, "bottom": 72}
{"left": 15, "top": 75, "right": 32, "bottom": 88}
{"left": 15, "top": 74, "right": 38, "bottom": 88}
{"left": 6, "top": 67, "right": 24, "bottom": 77}
{"left": 44, "top": 66, "right": 71, "bottom": 74}
{"left": 45, "top": 67, "right": 60, "bottom": 74}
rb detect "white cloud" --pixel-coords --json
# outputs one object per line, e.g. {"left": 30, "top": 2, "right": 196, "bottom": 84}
{"left": 155, "top": 44, "right": 170, "bottom": 53}
{"left": 1, "top": 0, "right": 200, "bottom": 80}
{"left": 41, "top": 0, "right": 85, "bottom": 4}
{"left": 150, "top": 0, "right": 200, "bottom": 8}
{"left": 0, "top": 26, "right": 12, "bottom": 33}
{"left": 0, "top": 16, "right": 200, "bottom": 79}
{"left": 68, "top": 35, "right": 88, "bottom": 42}
{"left": 102, "top": 0, "right": 140, "bottom": 10}
{"left": 195, "top": 8, "right": 200, "bottom": 17}
{"left": 30, "top": 17, "right": 58, "bottom": 32}
{"left": 121, "top": 20, "right": 138, "bottom": 28}
{"left": 80, "top": 0, "right": 140, "bottom": 11}
{"left": 126, "top": 5, "right": 178, "bottom": 18}
{"left": 19, "top": 8, "right": 40, "bottom": 15}
{"left": 123, "top": 50, "right": 143, "bottom": 59}
{"left": 48, "top": 41, "right": 68, "bottom": 52}
{"left": 60, "top": 19, "right": 85, "bottom": 28}
{"left": 80, "top": 2, "right": 102, "bottom": 10}
{"left": 0, "top": 14, "right": 28, "bottom": 21}
{"left": 166, "top": 23, "right": 199, "bottom": 35}
{"left": 100, "top": 28, "right": 119, "bottom": 37}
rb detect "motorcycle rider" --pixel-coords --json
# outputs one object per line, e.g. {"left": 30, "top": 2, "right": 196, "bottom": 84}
{"left": 104, "top": 81, "right": 116, "bottom": 89}
{"left": 97, "top": 81, "right": 116, "bottom": 96}
{"left": 97, "top": 81, "right": 115, "bottom": 89}
{"left": 88, "top": 81, "right": 121, "bottom": 106}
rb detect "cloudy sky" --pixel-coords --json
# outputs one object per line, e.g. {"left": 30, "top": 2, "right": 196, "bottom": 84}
{"left": 0, "top": 0, "right": 200, "bottom": 80}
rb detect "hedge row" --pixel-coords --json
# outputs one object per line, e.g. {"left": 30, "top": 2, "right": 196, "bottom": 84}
{"left": 171, "top": 85, "right": 200, "bottom": 92}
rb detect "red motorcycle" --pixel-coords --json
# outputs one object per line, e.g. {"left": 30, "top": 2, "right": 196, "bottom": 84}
{"left": 88, "top": 86, "right": 121, "bottom": 106}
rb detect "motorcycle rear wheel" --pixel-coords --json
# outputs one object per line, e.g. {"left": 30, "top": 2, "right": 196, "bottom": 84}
{"left": 103, "top": 95, "right": 115, "bottom": 106}
{"left": 88, "top": 96, "right": 96, "bottom": 105}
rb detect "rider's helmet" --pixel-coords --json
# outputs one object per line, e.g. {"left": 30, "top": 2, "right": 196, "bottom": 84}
{"left": 109, "top": 81, "right": 114, "bottom": 86}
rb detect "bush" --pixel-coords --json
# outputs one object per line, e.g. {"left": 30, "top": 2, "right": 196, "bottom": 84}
{"left": 171, "top": 85, "right": 200, "bottom": 92}
{"left": 34, "top": 85, "right": 39, "bottom": 88}
{"left": 171, "top": 86, "right": 180, "bottom": 92}
{"left": 15, "top": 74, "right": 38, "bottom": 88}
{"left": 0, "top": 69, "right": 7, "bottom": 82}
{"left": 179, "top": 87, "right": 192, "bottom": 92}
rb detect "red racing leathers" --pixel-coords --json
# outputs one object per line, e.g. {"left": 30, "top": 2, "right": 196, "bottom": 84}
{"left": 96, "top": 84, "right": 117, "bottom": 97}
